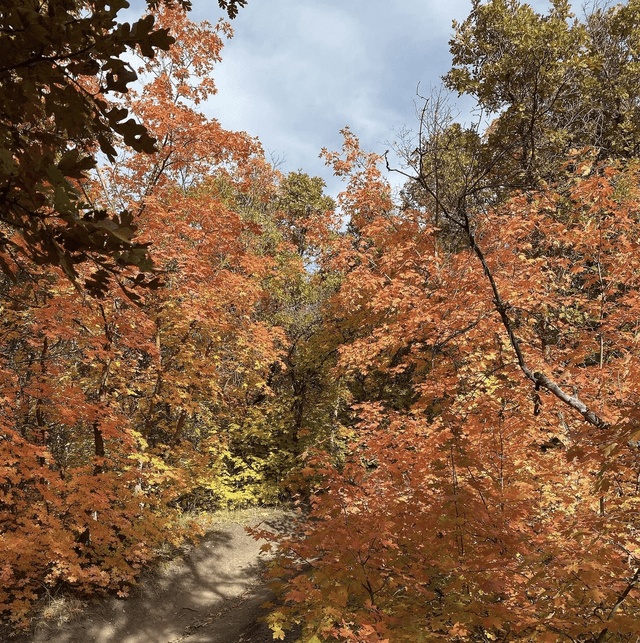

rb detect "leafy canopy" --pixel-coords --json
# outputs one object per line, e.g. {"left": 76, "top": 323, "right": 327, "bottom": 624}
{"left": 0, "top": 0, "right": 245, "bottom": 296}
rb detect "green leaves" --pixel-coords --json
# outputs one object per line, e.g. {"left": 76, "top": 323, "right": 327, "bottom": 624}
{"left": 443, "top": 0, "right": 640, "bottom": 191}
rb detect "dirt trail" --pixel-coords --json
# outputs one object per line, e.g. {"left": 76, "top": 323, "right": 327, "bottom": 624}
{"left": 28, "top": 508, "right": 300, "bottom": 643}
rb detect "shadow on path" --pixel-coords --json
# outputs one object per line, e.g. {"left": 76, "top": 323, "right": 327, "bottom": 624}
{"left": 29, "top": 508, "right": 299, "bottom": 643}
{"left": 180, "top": 585, "right": 301, "bottom": 643}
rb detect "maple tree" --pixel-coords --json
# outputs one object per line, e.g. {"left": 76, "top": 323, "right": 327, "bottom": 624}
{"left": 264, "top": 131, "right": 640, "bottom": 643}
{"left": 0, "top": 0, "right": 246, "bottom": 295}
{"left": 0, "top": 4, "right": 316, "bottom": 628}
{"left": 260, "top": 3, "right": 640, "bottom": 639}
{"left": 93, "top": 6, "right": 339, "bottom": 507}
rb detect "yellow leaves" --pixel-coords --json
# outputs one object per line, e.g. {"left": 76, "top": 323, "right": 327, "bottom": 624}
{"left": 579, "top": 161, "right": 593, "bottom": 176}
{"left": 267, "top": 611, "right": 288, "bottom": 640}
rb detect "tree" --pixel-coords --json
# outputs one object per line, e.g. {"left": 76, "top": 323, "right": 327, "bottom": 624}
{"left": 444, "top": 0, "right": 640, "bottom": 186}
{"left": 261, "top": 5, "right": 640, "bottom": 637}
{"left": 258, "top": 171, "right": 349, "bottom": 477}
{"left": 273, "top": 171, "right": 335, "bottom": 259}
{"left": 266, "top": 133, "right": 640, "bottom": 643}
{"left": 0, "top": 5, "right": 302, "bottom": 629}
{"left": 0, "top": 0, "right": 246, "bottom": 295}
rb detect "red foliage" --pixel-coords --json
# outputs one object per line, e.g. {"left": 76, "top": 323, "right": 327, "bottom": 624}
{"left": 268, "top": 141, "right": 640, "bottom": 643}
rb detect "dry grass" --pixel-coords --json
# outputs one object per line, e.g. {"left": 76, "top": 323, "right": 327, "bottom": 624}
{"left": 40, "top": 595, "right": 87, "bottom": 626}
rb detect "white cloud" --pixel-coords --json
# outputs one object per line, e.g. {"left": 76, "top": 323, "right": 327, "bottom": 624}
{"left": 190, "top": 0, "right": 559, "bottom": 199}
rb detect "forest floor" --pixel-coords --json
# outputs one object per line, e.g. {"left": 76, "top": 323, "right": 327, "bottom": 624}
{"left": 19, "top": 507, "right": 302, "bottom": 643}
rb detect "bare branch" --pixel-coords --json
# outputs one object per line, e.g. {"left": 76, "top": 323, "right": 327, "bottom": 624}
{"left": 462, "top": 209, "right": 610, "bottom": 431}
{"left": 596, "top": 566, "right": 640, "bottom": 643}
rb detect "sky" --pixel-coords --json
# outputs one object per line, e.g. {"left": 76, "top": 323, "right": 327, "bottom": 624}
{"left": 133, "top": 0, "right": 556, "bottom": 201}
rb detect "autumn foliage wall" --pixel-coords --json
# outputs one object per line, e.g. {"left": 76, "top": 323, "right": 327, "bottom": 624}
{"left": 5, "top": 1, "right": 640, "bottom": 641}
{"left": 0, "top": 5, "right": 337, "bottom": 628}
{"left": 262, "top": 2, "right": 640, "bottom": 640}
{"left": 266, "top": 141, "right": 640, "bottom": 641}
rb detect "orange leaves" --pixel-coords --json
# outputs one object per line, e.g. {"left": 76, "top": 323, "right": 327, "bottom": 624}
{"left": 266, "top": 147, "right": 640, "bottom": 642}
{"left": 0, "top": 421, "right": 179, "bottom": 624}
{"left": 0, "top": 9, "right": 304, "bottom": 631}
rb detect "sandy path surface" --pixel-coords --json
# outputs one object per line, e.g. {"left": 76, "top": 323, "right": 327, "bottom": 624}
{"left": 28, "top": 508, "right": 300, "bottom": 643}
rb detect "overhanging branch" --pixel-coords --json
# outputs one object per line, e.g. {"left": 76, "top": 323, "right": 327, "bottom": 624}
{"left": 386, "top": 146, "right": 610, "bottom": 431}
{"left": 465, "top": 227, "right": 609, "bottom": 431}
